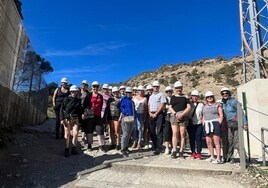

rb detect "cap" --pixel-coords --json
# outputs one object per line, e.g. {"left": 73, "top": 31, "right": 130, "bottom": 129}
{"left": 165, "top": 86, "right": 172, "bottom": 92}
{"left": 174, "top": 81, "right": 183, "bottom": 88}
{"left": 205, "top": 91, "right": 214, "bottom": 97}
{"left": 125, "top": 87, "right": 133, "bottom": 93}
{"left": 112, "top": 86, "right": 119, "bottom": 92}
{"left": 152, "top": 81, "right": 160, "bottom": 87}
{"left": 61, "top": 77, "right": 68, "bottom": 83}
{"left": 191, "top": 90, "right": 199, "bottom": 96}
{"left": 102, "top": 83, "right": 109, "bottom": 89}
{"left": 70, "top": 85, "right": 79, "bottom": 91}
{"left": 91, "top": 81, "right": 99, "bottom": 86}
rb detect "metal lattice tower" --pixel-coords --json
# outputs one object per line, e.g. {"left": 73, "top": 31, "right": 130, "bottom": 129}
{"left": 239, "top": 0, "right": 268, "bottom": 82}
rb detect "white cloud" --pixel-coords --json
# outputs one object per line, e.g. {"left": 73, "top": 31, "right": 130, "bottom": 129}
{"left": 43, "top": 41, "right": 128, "bottom": 57}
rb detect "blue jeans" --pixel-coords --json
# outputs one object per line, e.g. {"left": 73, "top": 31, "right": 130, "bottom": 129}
{"left": 132, "top": 113, "right": 144, "bottom": 143}
{"left": 187, "top": 123, "right": 203, "bottom": 154}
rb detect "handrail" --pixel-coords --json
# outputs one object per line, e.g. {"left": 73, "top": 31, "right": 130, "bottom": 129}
{"left": 261, "top": 127, "right": 268, "bottom": 166}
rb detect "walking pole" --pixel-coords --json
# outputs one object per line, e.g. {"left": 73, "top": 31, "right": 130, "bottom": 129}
{"left": 242, "top": 92, "right": 251, "bottom": 164}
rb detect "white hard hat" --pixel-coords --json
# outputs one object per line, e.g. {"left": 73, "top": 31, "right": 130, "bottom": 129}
{"left": 125, "top": 87, "right": 133, "bottom": 93}
{"left": 70, "top": 85, "right": 79, "bottom": 91}
{"left": 191, "top": 90, "right": 199, "bottom": 96}
{"left": 146, "top": 84, "right": 153, "bottom": 90}
{"left": 112, "top": 86, "right": 119, "bottom": 92}
{"left": 81, "top": 80, "right": 88, "bottom": 85}
{"left": 133, "top": 86, "right": 138, "bottom": 90}
{"left": 137, "top": 85, "right": 145, "bottom": 91}
{"left": 174, "top": 81, "right": 183, "bottom": 88}
{"left": 91, "top": 81, "right": 99, "bottom": 86}
{"left": 119, "top": 85, "right": 125, "bottom": 90}
{"left": 165, "top": 86, "right": 172, "bottom": 92}
{"left": 61, "top": 77, "right": 68, "bottom": 83}
{"left": 109, "top": 86, "right": 113, "bottom": 90}
{"left": 102, "top": 83, "right": 109, "bottom": 89}
{"left": 221, "top": 87, "right": 230, "bottom": 93}
{"left": 205, "top": 91, "right": 214, "bottom": 97}
{"left": 152, "top": 81, "right": 160, "bottom": 87}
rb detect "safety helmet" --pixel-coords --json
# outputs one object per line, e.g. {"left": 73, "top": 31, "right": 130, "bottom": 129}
{"left": 221, "top": 87, "right": 230, "bottom": 93}
{"left": 191, "top": 90, "right": 199, "bottom": 96}
{"left": 119, "top": 85, "right": 125, "bottom": 90}
{"left": 102, "top": 83, "right": 109, "bottom": 89}
{"left": 174, "top": 81, "right": 183, "bottom": 88}
{"left": 91, "top": 81, "right": 99, "bottom": 86}
{"left": 125, "top": 87, "right": 133, "bottom": 93}
{"left": 137, "top": 85, "right": 145, "bottom": 91}
{"left": 133, "top": 86, "right": 138, "bottom": 90}
{"left": 205, "top": 91, "right": 214, "bottom": 97}
{"left": 165, "top": 86, "right": 172, "bottom": 92}
{"left": 81, "top": 80, "right": 88, "bottom": 85}
{"left": 152, "top": 81, "right": 160, "bottom": 87}
{"left": 61, "top": 77, "right": 68, "bottom": 83}
{"left": 146, "top": 84, "right": 153, "bottom": 90}
{"left": 112, "top": 87, "right": 119, "bottom": 92}
{"left": 109, "top": 86, "right": 113, "bottom": 90}
{"left": 70, "top": 85, "right": 79, "bottom": 92}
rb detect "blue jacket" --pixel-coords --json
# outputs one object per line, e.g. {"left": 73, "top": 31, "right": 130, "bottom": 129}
{"left": 222, "top": 97, "right": 247, "bottom": 125}
{"left": 120, "top": 96, "right": 135, "bottom": 116}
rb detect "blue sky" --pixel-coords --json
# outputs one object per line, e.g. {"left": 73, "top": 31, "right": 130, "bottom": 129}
{"left": 22, "top": 1, "right": 241, "bottom": 86}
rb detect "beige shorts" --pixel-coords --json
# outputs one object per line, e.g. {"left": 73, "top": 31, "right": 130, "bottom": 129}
{"left": 170, "top": 114, "right": 188, "bottom": 127}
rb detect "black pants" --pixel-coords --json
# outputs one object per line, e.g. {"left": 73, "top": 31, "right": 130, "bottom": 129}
{"left": 55, "top": 110, "right": 64, "bottom": 137}
{"left": 149, "top": 113, "right": 164, "bottom": 151}
{"left": 163, "top": 119, "right": 172, "bottom": 142}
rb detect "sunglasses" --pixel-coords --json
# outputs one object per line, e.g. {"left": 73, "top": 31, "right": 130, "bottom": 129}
{"left": 92, "top": 85, "right": 99, "bottom": 88}
{"left": 221, "top": 92, "right": 228, "bottom": 95}
{"left": 206, "top": 96, "right": 213, "bottom": 98}
{"left": 175, "top": 87, "right": 182, "bottom": 89}
{"left": 165, "top": 91, "right": 172, "bottom": 93}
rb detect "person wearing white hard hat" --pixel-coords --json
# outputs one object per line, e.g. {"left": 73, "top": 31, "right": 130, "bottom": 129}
{"left": 83, "top": 81, "right": 106, "bottom": 152}
{"left": 120, "top": 86, "right": 135, "bottom": 157}
{"left": 132, "top": 86, "right": 138, "bottom": 98}
{"left": 168, "top": 81, "right": 191, "bottom": 158}
{"left": 106, "top": 87, "right": 121, "bottom": 150}
{"left": 52, "top": 77, "right": 70, "bottom": 139}
{"left": 220, "top": 87, "right": 248, "bottom": 163}
{"left": 187, "top": 90, "right": 204, "bottom": 159}
{"left": 60, "top": 85, "right": 82, "bottom": 157}
{"left": 119, "top": 85, "right": 126, "bottom": 98}
{"left": 148, "top": 81, "right": 166, "bottom": 155}
{"left": 79, "top": 80, "right": 90, "bottom": 145}
{"left": 101, "top": 83, "right": 111, "bottom": 139}
{"left": 132, "top": 85, "right": 148, "bottom": 149}
{"left": 202, "top": 91, "right": 224, "bottom": 164}
{"left": 108, "top": 86, "right": 113, "bottom": 96}
{"left": 163, "top": 86, "right": 173, "bottom": 155}
{"left": 144, "top": 84, "right": 153, "bottom": 148}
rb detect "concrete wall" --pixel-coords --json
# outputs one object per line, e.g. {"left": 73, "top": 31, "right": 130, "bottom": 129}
{"left": 237, "top": 79, "right": 268, "bottom": 159}
{"left": 0, "top": 84, "right": 47, "bottom": 128}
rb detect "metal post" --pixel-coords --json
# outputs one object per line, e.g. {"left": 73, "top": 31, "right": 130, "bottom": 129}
{"left": 242, "top": 92, "right": 251, "bottom": 163}
{"left": 238, "top": 103, "right": 246, "bottom": 172}
{"left": 261, "top": 128, "right": 266, "bottom": 166}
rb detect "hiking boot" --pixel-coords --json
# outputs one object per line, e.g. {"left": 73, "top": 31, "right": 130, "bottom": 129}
{"left": 115, "top": 145, "right": 121, "bottom": 150}
{"left": 71, "top": 147, "right": 78, "bottom": 155}
{"left": 64, "top": 148, "right": 70, "bottom": 157}
{"left": 171, "top": 151, "right": 177, "bottom": 159}
{"left": 87, "top": 144, "right": 93, "bottom": 151}
{"left": 196, "top": 153, "right": 202, "bottom": 160}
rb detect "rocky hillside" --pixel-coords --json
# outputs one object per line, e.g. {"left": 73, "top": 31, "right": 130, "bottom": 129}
{"left": 120, "top": 56, "right": 259, "bottom": 100}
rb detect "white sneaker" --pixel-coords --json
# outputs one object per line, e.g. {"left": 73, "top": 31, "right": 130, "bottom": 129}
{"left": 164, "top": 148, "right": 171, "bottom": 155}
{"left": 206, "top": 157, "right": 215, "bottom": 162}
{"left": 212, "top": 159, "right": 222, "bottom": 164}
{"left": 143, "top": 145, "right": 149, "bottom": 149}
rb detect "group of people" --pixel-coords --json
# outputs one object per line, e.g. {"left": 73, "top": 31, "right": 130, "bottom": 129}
{"left": 52, "top": 77, "right": 247, "bottom": 164}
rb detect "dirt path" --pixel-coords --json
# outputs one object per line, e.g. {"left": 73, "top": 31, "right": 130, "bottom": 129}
{"left": 0, "top": 119, "right": 120, "bottom": 188}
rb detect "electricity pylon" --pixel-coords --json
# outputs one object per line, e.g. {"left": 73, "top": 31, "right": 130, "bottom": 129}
{"left": 239, "top": 0, "right": 268, "bottom": 82}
